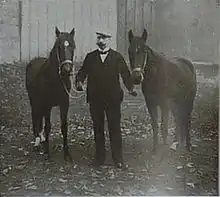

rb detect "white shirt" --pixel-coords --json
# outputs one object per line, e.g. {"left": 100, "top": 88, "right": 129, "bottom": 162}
{"left": 98, "top": 47, "right": 110, "bottom": 63}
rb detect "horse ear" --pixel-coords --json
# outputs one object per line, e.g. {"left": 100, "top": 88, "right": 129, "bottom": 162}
{"left": 55, "top": 26, "right": 60, "bottom": 37}
{"left": 128, "top": 29, "right": 134, "bottom": 43}
{"left": 70, "top": 28, "right": 75, "bottom": 37}
{"left": 142, "top": 29, "right": 148, "bottom": 42}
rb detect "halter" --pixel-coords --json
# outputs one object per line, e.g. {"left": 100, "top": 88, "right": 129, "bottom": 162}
{"left": 132, "top": 50, "right": 148, "bottom": 78}
{"left": 56, "top": 48, "right": 74, "bottom": 75}
{"left": 56, "top": 46, "right": 85, "bottom": 99}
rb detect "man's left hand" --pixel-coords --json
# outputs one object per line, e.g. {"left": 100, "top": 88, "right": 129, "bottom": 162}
{"left": 129, "top": 90, "right": 138, "bottom": 97}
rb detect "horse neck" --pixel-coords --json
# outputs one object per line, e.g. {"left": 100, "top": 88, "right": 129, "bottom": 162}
{"left": 146, "top": 46, "right": 157, "bottom": 68}
{"left": 45, "top": 45, "right": 60, "bottom": 79}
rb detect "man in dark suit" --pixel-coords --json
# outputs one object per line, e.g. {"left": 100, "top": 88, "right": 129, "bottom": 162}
{"left": 75, "top": 29, "right": 137, "bottom": 169}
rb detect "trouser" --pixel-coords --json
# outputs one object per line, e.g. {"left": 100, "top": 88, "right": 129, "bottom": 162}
{"left": 89, "top": 100, "right": 123, "bottom": 164}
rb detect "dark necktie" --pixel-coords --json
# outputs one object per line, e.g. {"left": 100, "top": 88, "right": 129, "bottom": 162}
{"left": 99, "top": 50, "right": 109, "bottom": 55}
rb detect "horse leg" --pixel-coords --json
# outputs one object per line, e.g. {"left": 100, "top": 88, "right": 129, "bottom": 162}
{"left": 183, "top": 112, "right": 192, "bottom": 151}
{"left": 32, "top": 107, "right": 43, "bottom": 151}
{"left": 160, "top": 102, "right": 169, "bottom": 145}
{"left": 183, "top": 101, "right": 194, "bottom": 151}
{"left": 44, "top": 108, "right": 52, "bottom": 160}
{"left": 171, "top": 102, "right": 189, "bottom": 151}
{"left": 170, "top": 101, "right": 182, "bottom": 147}
{"left": 60, "top": 104, "right": 72, "bottom": 161}
{"left": 146, "top": 101, "right": 159, "bottom": 153}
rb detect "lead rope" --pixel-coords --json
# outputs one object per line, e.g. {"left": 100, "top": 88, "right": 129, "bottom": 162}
{"left": 142, "top": 50, "right": 148, "bottom": 72}
{"left": 60, "top": 74, "right": 86, "bottom": 99}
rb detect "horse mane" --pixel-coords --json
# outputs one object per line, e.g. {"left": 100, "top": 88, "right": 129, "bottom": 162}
{"left": 146, "top": 45, "right": 159, "bottom": 68}
{"left": 48, "top": 39, "right": 59, "bottom": 63}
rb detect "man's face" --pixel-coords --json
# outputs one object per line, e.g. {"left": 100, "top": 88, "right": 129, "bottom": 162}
{"left": 96, "top": 35, "right": 110, "bottom": 50}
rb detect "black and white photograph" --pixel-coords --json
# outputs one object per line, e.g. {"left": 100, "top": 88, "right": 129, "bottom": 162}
{"left": 0, "top": 0, "right": 219, "bottom": 196}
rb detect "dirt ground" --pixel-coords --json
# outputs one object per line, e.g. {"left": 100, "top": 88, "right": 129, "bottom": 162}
{"left": 0, "top": 63, "right": 219, "bottom": 196}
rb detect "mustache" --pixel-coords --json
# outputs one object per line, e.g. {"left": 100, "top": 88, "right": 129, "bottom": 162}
{"left": 97, "top": 42, "right": 105, "bottom": 45}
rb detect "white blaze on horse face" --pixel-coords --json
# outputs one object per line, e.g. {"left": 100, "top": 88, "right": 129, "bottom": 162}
{"left": 64, "top": 40, "right": 69, "bottom": 47}
{"left": 34, "top": 137, "right": 41, "bottom": 147}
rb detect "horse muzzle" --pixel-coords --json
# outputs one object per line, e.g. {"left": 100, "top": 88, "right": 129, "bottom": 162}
{"left": 61, "top": 60, "right": 74, "bottom": 76}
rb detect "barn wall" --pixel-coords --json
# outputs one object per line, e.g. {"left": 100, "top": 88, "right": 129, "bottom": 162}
{"left": 117, "top": 0, "right": 220, "bottom": 64}
{"left": 0, "top": 0, "right": 20, "bottom": 63}
{"left": 21, "top": 0, "right": 117, "bottom": 62}
{"left": 154, "top": 0, "right": 220, "bottom": 63}
{"left": 0, "top": 0, "right": 117, "bottom": 64}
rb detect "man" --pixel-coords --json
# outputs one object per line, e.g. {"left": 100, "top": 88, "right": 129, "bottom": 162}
{"left": 75, "top": 29, "right": 137, "bottom": 169}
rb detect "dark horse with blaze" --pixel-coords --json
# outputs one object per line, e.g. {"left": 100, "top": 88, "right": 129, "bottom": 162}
{"left": 25, "top": 27, "right": 75, "bottom": 161}
{"left": 128, "top": 29, "right": 197, "bottom": 152}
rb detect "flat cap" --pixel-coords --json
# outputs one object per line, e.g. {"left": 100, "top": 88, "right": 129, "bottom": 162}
{"left": 96, "top": 28, "right": 112, "bottom": 38}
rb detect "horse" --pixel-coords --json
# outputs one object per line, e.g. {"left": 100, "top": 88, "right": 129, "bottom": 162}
{"left": 128, "top": 29, "right": 197, "bottom": 152}
{"left": 25, "top": 27, "right": 76, "bottom": 161}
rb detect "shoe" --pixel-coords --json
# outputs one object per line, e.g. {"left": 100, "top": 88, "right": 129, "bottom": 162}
{"left": 90, "top": 159, "right": 104, "bottom": 168}
{"left": 115, "top": 162, "right": 128, "bottom": 169}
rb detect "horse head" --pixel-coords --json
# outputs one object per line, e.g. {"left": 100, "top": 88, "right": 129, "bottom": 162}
{"left": 54, "top": 26, "right": 76, "bottom": 77}
{"left": 128, "top": 29, "right": 148, "bottom": 85}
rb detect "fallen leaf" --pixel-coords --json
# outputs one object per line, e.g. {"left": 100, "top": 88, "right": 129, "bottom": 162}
{"left": 141, "top": 169, "right": 148, "bottom": 172}
{"left": 64, "top": 190, "right": 71, "bottom": 195}
{"left": 177, "top": 165, "right": 183, "bottom": 170}
{"left": 186, "top": 162, "right": 194, "bottom": 168}
{"left": 166, "top": 187, "right": 173, "bottom": 191}
{"left": 8, "top": 186, "right": 21, "bottom": 191}
{"left": 77, "top": 126, "right": 85, "bottom": 130}
{"left": 186, "top": 182, "right": 195, "bottom": 188}
{"left": 92, "top": 181, "right": 98, "bottom": 185}
{"left": 59, "top": 178, "right": 68, "bottom": 183}
{"left": 148, "top": 186, "right": 157, "bottom": 193}
{"left": 158, "top": 174, "right": 166, "bottom": 177}
{"left": 25, "top": 182, "right": 33, "bottom": 188}
{"left": 114, "top": 185, "right": 123, "bottom": 195}
{"left": 170, "top": 142, "right": 178, "bottom": 151}
{"left": 73, "top": 164, "right": 78, "bottom": 169}
{"left": 77, "top": 172, "right": 85, "bottom": 176}
{"left": 91, "top": 172, "right": 99, "bottom": 178}
{"left": 15, "top": 165, "right": 25, "bottom": 170}
{"left": 3, "top": 168, "right": 9, "bottom": 175}
{"left": 189, "top": 168, "right": 196, "bottom": 173}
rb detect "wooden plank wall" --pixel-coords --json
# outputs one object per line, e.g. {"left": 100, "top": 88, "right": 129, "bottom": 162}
{"left": 117, "top": 0, "right": 155, "bottom": 60}
{"left": 21, "top": 0, "right": 117, "bottom": 62}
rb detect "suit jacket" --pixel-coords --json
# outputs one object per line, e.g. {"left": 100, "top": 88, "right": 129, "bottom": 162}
{"left": 75, "top": 49, "right": 133, "bottom": 104}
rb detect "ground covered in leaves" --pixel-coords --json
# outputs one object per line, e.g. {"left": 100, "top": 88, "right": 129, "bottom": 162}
{"left": 0, "top": 62, "right": 219, "bottom": 196}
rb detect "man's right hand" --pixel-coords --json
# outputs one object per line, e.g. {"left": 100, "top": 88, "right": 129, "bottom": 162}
{"left": 75, "top": 81, "right": 84, "bottom": 91}
{"left": 129, "top": 89, "right": 138, "bottom": 97}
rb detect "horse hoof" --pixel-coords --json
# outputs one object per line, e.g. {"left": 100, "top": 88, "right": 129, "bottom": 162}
{"left": 152, "top": 147, "right": 157, "bottom": 154}
{"left": 64, "top": 155, "right": 72, "bottom": 162}
{"left": 177, "top": 143, "right": 186, "bottom": 153}
{"left": 33, "top": 146, "right": 40, "bottom": 152}
{"left": 186, "top": 145, "right": 192, "bottom": 152}
{"left": 44, "top": 154, "right": 50, "bottom": 161}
